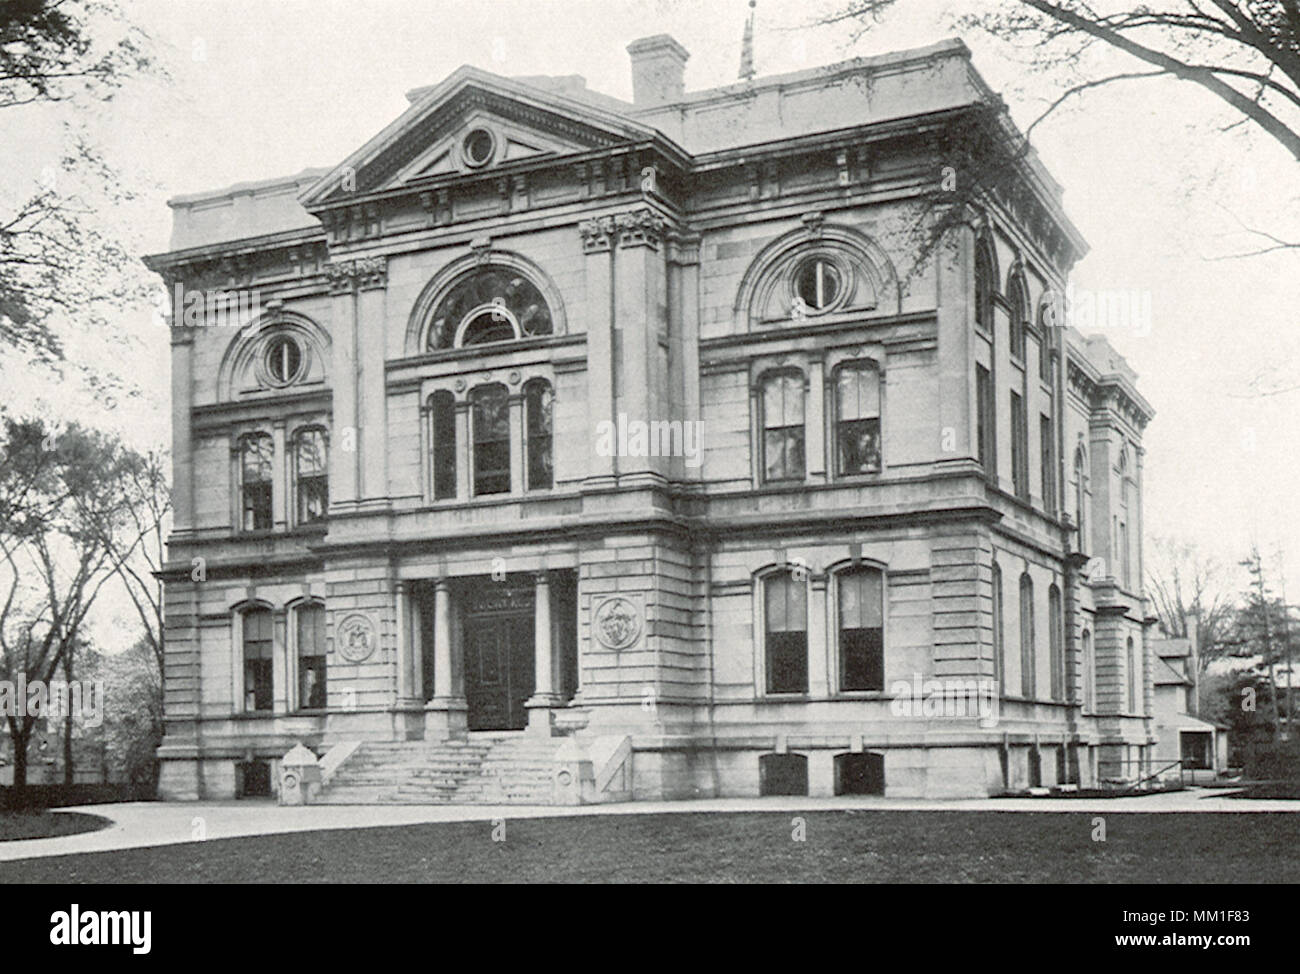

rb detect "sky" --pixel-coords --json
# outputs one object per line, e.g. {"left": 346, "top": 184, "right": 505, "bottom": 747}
{"left": 2, "top": 0, "right": 1298, "bottom": 632}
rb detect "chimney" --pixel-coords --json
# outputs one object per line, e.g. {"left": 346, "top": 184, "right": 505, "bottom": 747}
{"left": 627, "top": 34, "right": 689, "bottom": 107}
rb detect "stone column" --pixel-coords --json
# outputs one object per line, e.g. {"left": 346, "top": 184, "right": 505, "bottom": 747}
{"left": 806, "top": 359, "right": 826, "bottom": 484}
{"left": 272, "top": 420, "right": 288, "bottom": 530}
{"left": 508, "top": 391, "right": 525, "bottom": 495}
{"left": 526, "top": 571, "right": 559, "bottom": 736}
{"left": 169, "top": 322, "right": 196, "bottom": 533}
{"left": 394, "top": 582, "right": 414, "bottom": 700}
{"left": 579, "top": 215, "right": 617, "bottom": 487}
{"left": 271, "top": 607, "right": 289, "bottom": 713}
{"left": 456, "top": 400, "right": 472, "bottom": 499}
{"left": 425, "top": 578, "right": 467, "bottom": 738}
{"left": 808, "top": 572, "right": 831, "bottom": 697}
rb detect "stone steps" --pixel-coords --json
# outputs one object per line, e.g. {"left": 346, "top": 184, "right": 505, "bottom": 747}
{"left": 318, "top": 735, "right": 566, "bottom": 805}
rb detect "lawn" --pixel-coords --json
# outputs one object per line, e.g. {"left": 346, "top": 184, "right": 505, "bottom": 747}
{"left": 0, "top": 810, "right": 111, "bottom": 843}
{"left": 2, "top": 809, "right": 1298, "bottom": 882}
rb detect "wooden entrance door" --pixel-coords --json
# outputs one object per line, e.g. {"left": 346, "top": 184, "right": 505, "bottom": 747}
{"left": 464, "top": 613, "right": 535, "bottom": 731}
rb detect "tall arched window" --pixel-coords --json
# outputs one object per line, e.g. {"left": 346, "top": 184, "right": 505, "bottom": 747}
{"left": 296, "top": 601, "right": 326, "bottom": 710}
{"left": 1074, "top": 446, "right": 1088, "bottom": 552}
{"left": 524, "top": 379, "right": 554, "bottom": 491}
{"left": 764, "top": 571, "right": 808, "bottom": 693}
{"left": 760, "top": 371, "right": 805, "bottom": 483}
{"left": 837, "top": 566, "right": 884, "bottom": 691}
{"left": 1038, "top": 303, "right": 1055, "bottom": 383}
{"left": 974, "top": 241, "right": 995, "bottom": 334}
{"left": 833, "top": 362, "right": 881, "bottom": 476}
{"left": 242, "top": 606, "right": 273, "bottom": 712}
{"left": 1049, "top": 584, "right": 1064, "bottom": 701}
{"left": 1019, "top": 572, "right": 1035, "bottom": 698}
{"left": 429, "top": 390, "right": 457, "bottom": 500}
{"left": 992, "top": 562, "right": 1005, "bottom": 691}
{"left": 1008, "top": 270, "right": 1029, "bottom": 361}
{"left": 293, "top": 427, "right": 328, "bottom": 525}
{"left": 239, "top": 433, "right": 274, "bottom": 532}
{"left": 428, "top": 266, "right": 553, "bottom": 350}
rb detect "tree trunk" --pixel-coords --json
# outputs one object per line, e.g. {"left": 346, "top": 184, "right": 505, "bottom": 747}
{"left": 11, "top": 731, "right": 28, "bottom": 797}
{"left": 62, "top": 654, "right": 74, "bottom": 786}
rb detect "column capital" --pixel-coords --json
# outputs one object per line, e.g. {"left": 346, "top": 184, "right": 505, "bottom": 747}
{"left": 578, "top": 215, "right": 616, "bottom": 254}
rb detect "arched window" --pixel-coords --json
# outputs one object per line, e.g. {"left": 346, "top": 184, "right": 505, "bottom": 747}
{"left": 1008, "top": 270, "right": 1029, "bottom": 361}
{"left": 239, "top": 433, "right": 274, "bottom": 532}
{"left": 1074, "top": 446, "right": 1088, "bottom": 552}
{"left": 1082, "top": 629, "right": 1094, "bottom": 711}
{"left": 992, "top": 562, "right": 1005, "bottom": 690}
{"left": 524, "top": 379, "right": 554, "bottom": 491}
{"left": 1038, "top": 303, "right": 1055, "bottom": 383}
{"left": 833, "top": 362, "right": 881, "bottom": 476}
{"left": 470, "top": 384, "right": 511, "bottom": 495}
{"left": 1019, "top": 572, "right": 1035, "bottom": 698}
{"left": 974, "top": 241, "right": 995, "bottom": 334}
{"left": 764, "top": 571, "right": 808, "bottom": 693}
{"left": 760, "top": 371, "right": 805, "bottom": 483}
{"left": 429, "top": 391, "right": 457, "bottom": 500}
{"left": 296, "top": 601, "right": 326, "bottom": 710}
{"left": 1049, "top": 584, "right": 1064, "bottom": 701}
{"left": 242, "top": 606, "right": 273, "bottom": 712}
{"left": 293, "top": 427, "right": 328, "bottom": 525}
{"left": 428, "top": 266, "right": 553, "bottom": 350}
{"left": 837, "top": 566, "right": 884, "bottom": 691}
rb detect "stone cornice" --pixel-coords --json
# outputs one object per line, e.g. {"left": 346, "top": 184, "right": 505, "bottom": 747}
{"left": 1067, "top": 358, "right": 1153, "bottom": 431}
{"left": 143, "top": 232, "right": 328, "bottom": 292}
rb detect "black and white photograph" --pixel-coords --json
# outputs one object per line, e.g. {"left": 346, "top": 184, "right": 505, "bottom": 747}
{"left": 0, "top": 0, "right": 1294, "bottom": 941}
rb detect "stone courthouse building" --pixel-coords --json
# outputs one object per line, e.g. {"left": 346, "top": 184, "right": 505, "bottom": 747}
{"left": 146, "top": 31, "right": 1156, "bottom": 802}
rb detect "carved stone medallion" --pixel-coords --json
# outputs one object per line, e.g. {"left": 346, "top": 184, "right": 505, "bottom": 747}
{"left": 337, "top": 612, "right": 377, "bottom": 663}
{"left": 593, "top": 596, "right": 642, "bottom": 651}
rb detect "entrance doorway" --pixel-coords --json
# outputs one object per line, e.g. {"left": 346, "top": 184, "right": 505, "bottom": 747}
{"left": 463, "top": 580, "right": 535, "bottom": 731}
{"left": 464, "top": 614, "right": 534, "bottom": 730}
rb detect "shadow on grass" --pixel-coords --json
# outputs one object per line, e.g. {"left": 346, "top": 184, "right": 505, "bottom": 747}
{"left": 0, "top": 810, "right": 113, "bottom": 843}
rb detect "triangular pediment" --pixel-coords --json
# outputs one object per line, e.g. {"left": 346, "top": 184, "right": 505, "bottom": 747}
{"left": 391, "top": 110, "right": 578, "bottom": 183}
{"left": 300, "top": 67, "right": 669, "bottom": 208}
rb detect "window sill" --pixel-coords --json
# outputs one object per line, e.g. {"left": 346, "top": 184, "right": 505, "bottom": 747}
{"left": 233, "top": 524, "right": 327, "bottom": 539}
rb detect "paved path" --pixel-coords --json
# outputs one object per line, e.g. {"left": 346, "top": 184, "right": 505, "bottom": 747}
{"left": 1, "top": 788, "right": 1294, "bottom": 862}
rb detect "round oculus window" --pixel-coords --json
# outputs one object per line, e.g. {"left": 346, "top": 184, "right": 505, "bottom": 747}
{"left": 462, "top": 128, "right": 496, "bottom": 168}
{"left": 265, "top": 335, "right": 304, "bottom": 385}
{"left": 794, "top": 256, "right": 843, "bottom": 312}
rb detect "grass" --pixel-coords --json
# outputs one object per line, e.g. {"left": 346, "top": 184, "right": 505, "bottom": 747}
{"left": 0, "top": 810, "right": 112, "bottom": 843}
{"left": 1, "top": 809, "right": 1298, "bottom": 882}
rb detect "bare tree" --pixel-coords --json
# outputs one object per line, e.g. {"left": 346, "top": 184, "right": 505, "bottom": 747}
{"left": 818, "top": 1, "right": 1299, "bottom": 239}
{"left": 1146, "top": 536, "right": 1236, "bottom": 663}
{"left": 0, "top": 1, "right": 161, "bottom": 390}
